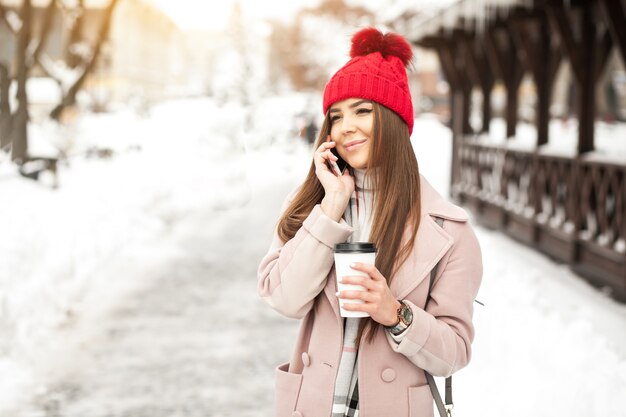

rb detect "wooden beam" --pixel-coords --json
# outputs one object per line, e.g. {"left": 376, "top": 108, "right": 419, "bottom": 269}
{"left": 439, "top": 33, "right": 473, "bottom": 135}
{"left": 509, "top": 18, "right": 538, "bottom": 75}
{"left": 485, "top": 28, "right": 506, "bottom": 81}
{"left": 594, "top": 27, "right": 613, "bottom": 83}
{"left": 453, "top": 29, "right": 480, "bottom": 87}
{"left": 435, "top": 39, "right": 461, "bottom": 91}
{"left": 546, "top": 2, "right": 582, "bottom": 81}
{"left": 546, "top": 0, "right": 599, "bottom": 154}
{"left": 464, "top": 31, "right": 495, "bottom": 133}
{"left": 509, "top": 9, "right": 560, "bottom": 147}
{"left": 414, "top": 36, "right": 439, "bottom": 50}
{"left": 485, "top": 22, "right": 524, "bottom": 139}
{"left": 598, "top": 0, "right": 626, "bottom": 65}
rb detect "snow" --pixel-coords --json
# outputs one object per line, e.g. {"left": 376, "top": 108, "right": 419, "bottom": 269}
{"left": 477, "top": 117, "right": 626, "bottom": 162}
{"left": 0, "top": 97, "right": 625, "bottom": 416}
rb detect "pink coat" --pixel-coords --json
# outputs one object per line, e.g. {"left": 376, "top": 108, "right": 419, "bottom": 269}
{"left": 258, "top": 176, "right": 483, "bottom": 417}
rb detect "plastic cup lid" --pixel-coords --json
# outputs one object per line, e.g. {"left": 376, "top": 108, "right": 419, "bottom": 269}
{"left": 334, "top": 242, "right": 377, "bottom": 253}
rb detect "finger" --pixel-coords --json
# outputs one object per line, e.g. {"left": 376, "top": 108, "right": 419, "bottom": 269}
{"left": 350, "top": 262, "right": 385, "bottom": 281}
{"left": 342, "top": 302, "right": 372, "bottom": 313}
{"left": 340, "top": 275, "right": 375, "bottom": 290}
{"left": 336, "top": 290, "right": 377, "bottom": 303}
{"left": 316, "top": 140, "right": 335, "bottom": 153}
{"left": 314, "top": 146, "right": 337, "bottom": 167}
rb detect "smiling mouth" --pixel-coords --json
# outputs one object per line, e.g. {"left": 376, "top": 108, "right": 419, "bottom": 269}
{"left": 344, "top": 140, "right": 366, "bottom": 151}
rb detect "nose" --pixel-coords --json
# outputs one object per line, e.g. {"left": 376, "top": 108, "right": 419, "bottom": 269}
{"left": 340, "top": 114, "right": 356, "bottom": 135}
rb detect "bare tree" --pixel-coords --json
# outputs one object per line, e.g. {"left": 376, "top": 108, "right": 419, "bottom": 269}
{"left": 0, "top": 63, "right": 12, "bottom": 152}
{"left": 50, "top": 0, "right": 118, "bottom": 121}
{"left": 0, "top": 0, "right": 119, "bottom": 163}
{"left": 12, "top": 0, "right": 33, "bottom": 163}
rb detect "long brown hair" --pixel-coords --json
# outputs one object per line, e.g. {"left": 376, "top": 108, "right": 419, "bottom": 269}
{"left": 277, "top": 102, "right": 421, "bottom": 344}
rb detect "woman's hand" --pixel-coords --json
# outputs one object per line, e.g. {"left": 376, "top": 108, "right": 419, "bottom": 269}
{"left": 314, "top": 138, "right": 354, "bottom": 221}
{"left": 337, "top": 263, "right": 401, "bottom": 326}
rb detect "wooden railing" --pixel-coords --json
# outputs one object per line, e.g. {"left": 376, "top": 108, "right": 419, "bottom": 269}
{"left": 453, "top": 139, "right": 626, "bottom": 300}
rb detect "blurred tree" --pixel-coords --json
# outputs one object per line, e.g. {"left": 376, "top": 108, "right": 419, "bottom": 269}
{"left": 50, "top": 0, "right": 118, "bottom": 121}
{"left": 269, "top": 0, "right": 373, "bottom": 91}
{"left": 229, "top": 1, "right": 253, "bottom": 106}
{"left": 11, "top": 0, "right": 32, "bottom": 163}
{"left": 65, "top": 0, "right": 85, "bottom": 69}
{"left": 0, "top": 64, "right": 10, "bottom": 152}
{"left": 0, "top": 0, "right": 119, "bottom": 164}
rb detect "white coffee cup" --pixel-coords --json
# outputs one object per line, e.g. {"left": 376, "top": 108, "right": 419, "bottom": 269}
{"left": 333, "top": 242, "right": 377, "bottom": 318}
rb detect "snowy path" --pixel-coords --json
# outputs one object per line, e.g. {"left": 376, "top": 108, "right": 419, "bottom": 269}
{"left": 1, "top": 98, "right": 625, "bottom": 417}
{"left": 28, "top": 197, "right": 298, "bottom": 417}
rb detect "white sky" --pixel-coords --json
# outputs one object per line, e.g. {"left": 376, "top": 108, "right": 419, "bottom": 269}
{"left": 148, "top": 0, "right": 323, "bottom": 31}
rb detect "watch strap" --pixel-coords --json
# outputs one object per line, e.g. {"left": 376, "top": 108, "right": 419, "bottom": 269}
{"left": 385, "top": 300, "right": 410, "bottom": 335}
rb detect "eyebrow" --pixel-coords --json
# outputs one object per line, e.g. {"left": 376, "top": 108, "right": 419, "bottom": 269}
{"left": 329, "top": 99, "right": 372, "bottom": 113}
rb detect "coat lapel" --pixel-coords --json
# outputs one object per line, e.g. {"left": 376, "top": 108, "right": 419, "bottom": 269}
{"left": 390, "top": 214, "right": 454, "bottom": 300}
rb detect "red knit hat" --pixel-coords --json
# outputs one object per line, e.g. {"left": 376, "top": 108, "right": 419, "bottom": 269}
{"left": 323, "top": 27, "right": 414, "bottom": 134}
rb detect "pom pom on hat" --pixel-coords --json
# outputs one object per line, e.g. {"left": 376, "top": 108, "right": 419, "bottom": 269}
{"left": 323, "top": 27, "right": 415, "bottom": 134}
{"left": 350, "top": 27, "right": 413, "bottom": 68}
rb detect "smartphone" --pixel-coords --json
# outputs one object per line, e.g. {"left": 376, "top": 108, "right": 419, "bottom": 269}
{"left": 329, "top": 147, "right": 348, "bottom": 176}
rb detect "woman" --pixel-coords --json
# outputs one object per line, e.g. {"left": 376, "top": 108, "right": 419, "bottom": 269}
{"left": 258, "top": 27, "right": 482, "bottom": 417}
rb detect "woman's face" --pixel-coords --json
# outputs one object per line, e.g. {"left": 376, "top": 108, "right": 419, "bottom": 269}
{"left": 329, "top": 98, "right": 374, "bottom": 170}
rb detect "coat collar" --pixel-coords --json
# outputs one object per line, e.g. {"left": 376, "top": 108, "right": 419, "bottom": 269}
{"left": 392, "top": 176, "right": 468, "bottom": 299}
{"left": 419, "top": 175, "right": 469, "bottom": 222}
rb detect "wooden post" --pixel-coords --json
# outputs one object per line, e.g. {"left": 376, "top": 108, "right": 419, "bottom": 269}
{"left": 536, "top": 17, "right": 551, "bottom": 147}
{"left": 437, "top": 35, "right": 473, "bottom": 134}
{"left": 460, "top": 29, "right": 494, "bottom": 134}
{"left": 469, "top": 31, "right": 496, "bottom": 134}
{"left": 485, "top": 22, "right": 524, "bottom": 139}
{"left": 509, "top": 10, "right": 560, "bottom": 147}
{"left": 434, "top": 39, "right": 463, "bottom": 187}
{"left": 546, "top": 0, "right": 611, "bottom": 154}
{"left": 578, "top": 2, "right": 595, "bottom": 154}
{"left": 419, "top": 33, "right": 472, "bottom": 190}
{"left": 451, "top": 90, "right": 465, "bottom": 186}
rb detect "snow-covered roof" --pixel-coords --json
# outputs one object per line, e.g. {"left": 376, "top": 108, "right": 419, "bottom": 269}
{"left": 401, "top": 0, "right": 534, "bottom": 41}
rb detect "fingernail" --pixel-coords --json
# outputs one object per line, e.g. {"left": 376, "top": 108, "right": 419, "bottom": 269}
{"left": 350, "top": 262, "right": 357, "bottom": 268}
{"left": 335, "top": 291, "right": 340, "bottom": 296}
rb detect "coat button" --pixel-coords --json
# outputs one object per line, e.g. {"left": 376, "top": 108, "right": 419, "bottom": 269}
{"left": 292, "top": 412, "right": 303, "bottom": 417}
{"left": 381, "top": 368, "right": 396, "bottom": 382}
{"left": 301, "top": 352, "right": 311, "bottom": 367}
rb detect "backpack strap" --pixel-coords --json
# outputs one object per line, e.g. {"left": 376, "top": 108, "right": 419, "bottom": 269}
{"left": 425, "top": 216, "right": 454, "bottom": 417}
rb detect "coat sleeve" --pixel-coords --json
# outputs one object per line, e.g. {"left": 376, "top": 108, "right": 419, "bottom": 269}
{"left": 257, "top": 189, "right": 353, "bottom": 319}
{"left": 385, "top": 222, "right": 483, "bottom": 377}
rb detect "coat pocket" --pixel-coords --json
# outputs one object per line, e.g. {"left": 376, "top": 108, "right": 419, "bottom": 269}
{"left": 408, "top": 385, "right": 434, "bottom": 417}
{"left": 275, "top": 362, "right": 304, "bottom": 417}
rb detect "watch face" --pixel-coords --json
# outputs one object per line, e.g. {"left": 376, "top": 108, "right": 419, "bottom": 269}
{"left": 400, "top": 304, "right": 413, "bottom": 324}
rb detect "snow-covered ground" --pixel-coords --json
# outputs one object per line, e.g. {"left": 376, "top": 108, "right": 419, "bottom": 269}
{"left": 0, "top": 97, "right": 625, "bottom": 417}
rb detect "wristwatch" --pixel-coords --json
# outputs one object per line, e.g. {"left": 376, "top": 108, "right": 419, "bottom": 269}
{"left": 385, "top": 300, "right": 413, "bottom": 336}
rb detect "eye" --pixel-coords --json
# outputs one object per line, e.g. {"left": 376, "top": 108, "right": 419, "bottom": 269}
{"left": 356, "top": 108, "right": 372, "bottom": 115}
{"left": 330, "top": 114, "right": 341, "bottom": 123}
